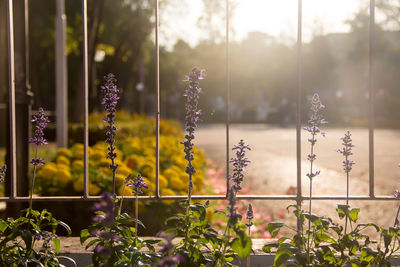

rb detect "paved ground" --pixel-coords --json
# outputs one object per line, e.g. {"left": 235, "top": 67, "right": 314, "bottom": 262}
{"left": 196, "top": 124, "right": 400, "bottom": 232}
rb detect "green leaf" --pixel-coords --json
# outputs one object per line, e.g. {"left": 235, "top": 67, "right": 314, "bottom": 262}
{"left": 267, "top": 222, "right": 284, "bottom": 238}
{"left": 336, "top": 204, "right": 349, "bottom": 219}
{"left": 274, "top": 243, "right": 293, "bottom": 267}
{"left": 57, "top": 220, "right": 72, "bottom": 235}
{"left": 0, "top": 220, "right": 8, "bottom": 233}
{"left": 262, "top": 243, "right": 278, "bottom": 253}
{"left": 231, "top": 230, "right": 252, "bottom": 258}
{"left": 53, "top": 237, "right": 61, "bottom": 254}
{"left": 349, "top": 208, "right": 360, "bottom": 222}
{"left": 21, "top": 230, "right": 32, "bottom": 250}
{"left": 80, "top": 229, "right": 91, "bottom": 244}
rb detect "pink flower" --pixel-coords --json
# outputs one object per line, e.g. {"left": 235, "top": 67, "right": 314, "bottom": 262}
{"left": 216, "top": 220, "right": 223, "bottom": 226}
{"left": 277, "top": 211, "right": 285, "bottom": 218}
{"left": 262, "top": 231, "right": 272, "bottom": 238}
{"left": 264, "top": 215, "right": 272, "bottom": 222}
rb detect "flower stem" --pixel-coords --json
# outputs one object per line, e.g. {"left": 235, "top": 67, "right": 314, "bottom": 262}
{"left": 394, "top": 204, "right": 400, "bottom": 227}
{"left": 247, "top": 224, "right": 251, "bottom": 267}
{"left": 344, "top": 166, "right": 349, "bottom": 235}
{"left": 135, "top": 193, "right": 139, "bottom": 241}
{"left": 29, "top": 146, "right": 39, "bottom": 221}
{"left": 306, "top": 133, "right": 315, "bottom": 266}
{"left": 118, "top": 183, "right": 126, "bottom": 215}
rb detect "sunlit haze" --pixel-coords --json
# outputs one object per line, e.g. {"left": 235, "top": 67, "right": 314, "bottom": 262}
{"left": 160, "top": 0, "right": 363, "bottom": 48}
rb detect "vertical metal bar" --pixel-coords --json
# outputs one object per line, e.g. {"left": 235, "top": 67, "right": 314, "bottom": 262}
{"left": 56, "top": 0, "right": 68, "bottom": 148}
{"left": 225, "top": 0, "right": 230, "bottom": 197}
{"left": 368, "top": 0, "right": 375, "bottom": 197}
{"left": 7, "top": 0, "right": 17, "bottom": 199}
{"left": 24, "top": 0, "right": 31, "bottom": 96}
{"left": 82, "top": 0, "right": 89, "bottom": 198}
{"left": 155, "top": 0, "right": 160, "bottom": 198}
{"left": 296, "top": 0, "right": 303, "bottom": 231}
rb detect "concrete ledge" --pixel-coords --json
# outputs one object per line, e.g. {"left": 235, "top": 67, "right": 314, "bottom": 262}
{"left": 54, "top": 237, "right": 400, "bottom": 266}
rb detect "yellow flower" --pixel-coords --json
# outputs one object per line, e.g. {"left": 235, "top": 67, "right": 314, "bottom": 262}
{"left": 118, "top": 165, "right": 132, "bottom": 177}
{"left": 125, "top": 155, "right": 144, "bottom": 170}
{"left": 56, "top": 156, "right": 70, "bottom": 166}
{"left": 56, "top": 148, "right": 71, "bottom": 158}
{"left": 90, "top": 149, "right": 104, "bottom": 161}
{"left": 73, "top": 179, "right": 84, "bottom": 192}
{"left": 72, "top": 160, "right": 84, "bottom": 169}
{"left": 37, "top": 163, "right": 57, "bottom": 180}
{"left": 74, "top": 149, "right": 84, "bottom": 159}
{"left": 89, "top": 183, "right": 101, "bottom": 195}
{"left": 119, "top": 185, "right": 134, "bottom": 196}
{"left": 163, "top": 168, "right": 179, "bottom": 182}
{"left": 55, "top": 169, "right": 71, "bottom": 187}
{"left": 99, "top": 158, "right": 110, "bottom": 167}
{"left": 159, "top": 175, "right": 168, "bottom": 188}
{"left": 72, "top": 143, "right": 84, "bottom": 150}
{"left": 140, "top": 161, "right": 154, "bottom": 178}
{"left": 161, "top": 188, "right": 176, "bottom": 204}
{"left": 169, "top": 176, "right": 185, "bottom": 191}
{"left": 57, "top": 164, "right": 70, "bottom": 171}
{"left": 100, "top": 167, "right": 112, "bottom": 176}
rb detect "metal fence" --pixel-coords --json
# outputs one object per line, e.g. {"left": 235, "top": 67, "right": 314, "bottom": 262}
{"left": 3, "top": 0, "right": 395, "bottom": 205}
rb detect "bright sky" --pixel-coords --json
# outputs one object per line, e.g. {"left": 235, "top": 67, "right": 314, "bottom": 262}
{"left": 160, "top": 0, "right": 363, "bottom": 48}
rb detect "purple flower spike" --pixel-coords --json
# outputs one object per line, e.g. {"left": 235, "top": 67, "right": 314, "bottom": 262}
{"left": 29, "top": 108, "right": 50, "bottom": 146}
{"left": 229, "top": 139, "right": 251, "bottom": 192}
{"left": 394, "top": 189, "right": 400, "bottom": 200}
{"left": 30, "top": 158, "right": 45, "bottom": 166}
{"left": 101, "top": 74, "right": 120, "bottom": 194}
{"left": 91, "top": 192, "right": 117, "bottom": 227}
{"left": 181, "top": 68, "right": 206, "bottom": 194}
{"left": 127, "top": 174, "right": 148, "bottom": 195}
{"left": 337, "top": 131, "right": 355, "bottom": 173}
{"left": 304, "top": 94, "right": 326, "bottom": 181}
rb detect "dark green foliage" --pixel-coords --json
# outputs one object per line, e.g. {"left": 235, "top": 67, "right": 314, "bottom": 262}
{"left": 0, "top": 209, "right": 73, "bottom": 267}
{"left": 80, "top": 200, "right": 161, "bottom": 266}
{"left": 263, "top": 205, "right": 400, "bottom": 267}
{"left": 163, "top": 201, "right": 252, "bottom": 267}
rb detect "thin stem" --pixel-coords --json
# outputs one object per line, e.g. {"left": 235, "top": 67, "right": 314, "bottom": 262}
{"left": 220, "top": 224, "right": 231, "bottom": 267}
{"left": 393, "top": 204, "right": 400, "bottom": 227}
{"left": 29, "top": 146, "right": 39, "bottom": 221}
{"left": 183, "top": 172, "right": 193, "bottom": 249}
{"left": 306, "top": 133, "right": 315, "bottom": 265}
{"left": 345, "top": 155, "right": 349, "bottom": 235}
{"left": 118, "top": 183, "right": 126, "bottom": 215}
{"left": 112, "top": 157, "right": 116, "bottom": 196}
{"left": 135, "top": 193, "right": 138, "bottom": 241}
{"left": 247, "top": 224, "right": 251, "bottom": 267}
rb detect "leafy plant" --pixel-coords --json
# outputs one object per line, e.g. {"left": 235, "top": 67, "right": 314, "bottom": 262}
{"left": 80, "top": 192, "right": 161, "bottom": 266}
{"left": 0, "top": 209, "right": 73, "bottom": 267}
{"left": 0, "top": 108, "right": 74, "bottom": 266}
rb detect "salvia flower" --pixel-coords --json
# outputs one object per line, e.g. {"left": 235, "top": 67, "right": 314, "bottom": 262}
{"left": 101, "top": 73, "right": 120, "bottom": 195}
{"left": 394, "top": 189, "right": 400, "bottom": 200}
{"left": 229, "top": 139, "right": 251, "bottom": 192}
{"left": 91, "top": 192, "right": 117, "bottom": 227}
{"left": 30, "top": 158, "right": 45, "bottom": 166}
{"left": 0, "top": 165, "right": 6, "bottom": 183}
{"left": 245, "top": 203, "right": 254, "bottom": 227}
{"left": 304, "top": 94, "right": 326, "bottom": 180}
{"left": 181, "top": 68, "right": 206, "bottom": 193}
{"left": 127, "top": 173, "right": 148, "bottom": 195}
{"left": 337, "top": 131, "right": 355, "bottom": 173}
{"left": 29, "top": 107, "right": 50, "bottom": 146}
{"left": 227, "top": 187, "right": 237, "bottom": 218}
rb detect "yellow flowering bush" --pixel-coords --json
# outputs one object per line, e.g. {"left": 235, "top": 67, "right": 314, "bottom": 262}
{"left": 36, "top": 116, "right": 208, "bottom": 199}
